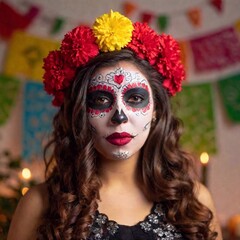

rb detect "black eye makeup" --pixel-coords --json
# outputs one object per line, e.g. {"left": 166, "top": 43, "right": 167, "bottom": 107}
{"left": 87, "top": 90, "right": 114, "bottom": 110}
{"left": 123, "top": 88, "right": 149, "bottom": 108}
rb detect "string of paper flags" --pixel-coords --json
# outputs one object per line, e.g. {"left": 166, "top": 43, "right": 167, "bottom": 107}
{"left": 123, "top": 0, "right": 223, "bottom": 30}
{"left": 0, "top": 0, "right": 225, "bottom": 39}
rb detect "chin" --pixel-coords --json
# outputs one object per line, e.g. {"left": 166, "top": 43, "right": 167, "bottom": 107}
{"left": 112, "top": 150, "right": 131, "bottom": 160}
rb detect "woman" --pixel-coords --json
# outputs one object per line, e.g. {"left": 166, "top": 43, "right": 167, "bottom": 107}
{"left": 8, "top": 11, "right": 222, "bottom": 240}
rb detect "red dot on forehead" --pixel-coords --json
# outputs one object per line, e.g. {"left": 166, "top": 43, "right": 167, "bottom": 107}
{"left": 114, "top": 74, "right": 124, "bottom": 85}
{"left": 122, "top": 82, "right": 149, "bottom": 94}
{"left": 88, "top": 84, "right": 114, "bottom": 94}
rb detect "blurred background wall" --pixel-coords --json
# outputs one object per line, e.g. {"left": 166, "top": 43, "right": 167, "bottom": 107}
{"left": 0, "top": 0, "right": 240, "bottom": 238}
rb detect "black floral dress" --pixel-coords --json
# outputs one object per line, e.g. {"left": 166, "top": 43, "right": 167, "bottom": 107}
{"left": 87, "top": 203, "right": 185, "bottom": 240}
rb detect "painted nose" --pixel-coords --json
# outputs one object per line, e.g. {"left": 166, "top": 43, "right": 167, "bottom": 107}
{"left": 111, "top": 110, "right": 128, "bottom": 124}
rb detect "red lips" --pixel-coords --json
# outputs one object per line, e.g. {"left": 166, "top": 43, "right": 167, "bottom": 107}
{"left": 106, "top": 132, "right": 133, "bottom": 146}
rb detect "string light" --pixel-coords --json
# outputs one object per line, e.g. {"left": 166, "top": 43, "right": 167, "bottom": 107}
{"left": 200, "top": 152, "right": 209, "bottom": 186}
{"left": 21, "top": 187, "right": 29, "bottom": 195}
{"left": 200, "top": 152, "right": 209, "bottom": 165}
{"left": 21, "top": 168, "right": 31, "bottom": 180}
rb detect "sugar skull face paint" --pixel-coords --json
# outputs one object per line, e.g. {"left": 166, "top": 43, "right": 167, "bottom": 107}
{"left": 87, "top": 61, "right": 155, "bottom": 161}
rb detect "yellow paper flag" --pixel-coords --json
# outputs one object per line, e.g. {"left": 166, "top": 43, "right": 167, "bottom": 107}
{"left": 178, "top": 40, "right": 188, "bottom": 78}
{"left": 4, "top": 31, "right": 59, "bottom": 81}
{"left": 235, "top": 19, "right": 240, "bottom": 33}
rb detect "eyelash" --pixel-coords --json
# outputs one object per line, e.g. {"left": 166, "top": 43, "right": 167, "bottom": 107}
{"left": 93, "top": 94, "right": 144, "bottom": 105}
{"left": 94, "top": 96, "right": 111, "bottom": 105}
{"left": 127, "top": 94, "right": 144, "bottom": 103}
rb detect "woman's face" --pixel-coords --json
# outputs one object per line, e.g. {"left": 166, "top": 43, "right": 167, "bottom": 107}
{"left": 87, "top": 61, "right": 155, "bottom": 161}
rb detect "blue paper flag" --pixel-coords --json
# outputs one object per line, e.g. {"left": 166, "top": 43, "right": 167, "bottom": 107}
{"left": 22, "top": 81, "right": 57, "bottom": 161}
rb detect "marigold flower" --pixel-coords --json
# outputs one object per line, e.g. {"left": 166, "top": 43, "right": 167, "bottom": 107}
{"left": 127, "top": 22, "right": 161, "bottom": 64}
{"left": 42, "top": 11, "right": 185, "bottom": 107}
{"left": 155, "top": 34, "right": 185, "bottom": 96}
{"left": 43, "top": 50, "right": 76, "bottom": 106}
{"left": 61, "top": 26, "right": 99, "bottom": 67}
{"left": 93, "top": 10, "right": 134, "bottom": 52}
{"left": 52, "top": 91, "right": 65, "bottom": 107}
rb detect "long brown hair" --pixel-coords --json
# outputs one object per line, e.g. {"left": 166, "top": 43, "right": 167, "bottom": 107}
{"left": 37, "top": 49, "right": 217, "bottom": 239}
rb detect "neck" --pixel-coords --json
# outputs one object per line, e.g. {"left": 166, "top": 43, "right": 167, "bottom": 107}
{"left": 97, "top": 152, "right": 140, "bottom": 188}
{"left": 96, "top": 151, "right": 152, "bottom": 219}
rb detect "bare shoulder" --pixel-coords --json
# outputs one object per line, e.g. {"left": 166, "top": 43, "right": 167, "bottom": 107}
{"left": 194, "top": 182, "right": 215, "bottom": 208}
{"left": 194, "top": 182, "right": 223, "bottom": 240}
{"left": 7, "top": 183, "right": 49, "bottom": 240}
{"left": 17, "top": 183, "right": 48, "bottom": 210}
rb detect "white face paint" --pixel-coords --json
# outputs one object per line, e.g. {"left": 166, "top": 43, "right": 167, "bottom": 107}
{"left": 87, "top": 61, "right": 155, "bottom": 161}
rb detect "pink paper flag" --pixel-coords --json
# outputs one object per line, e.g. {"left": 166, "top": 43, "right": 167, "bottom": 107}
{"left": 141, "top": 12, "right": 154, "bottom": 24}
{"left": 0, "top": 1, "right": 39, "bottom": 40}
{"left": 190, "top": 27, "right": 240, "bottom": 72}
{"left": 210, "top": 0, "right": 223, "bottom": 13}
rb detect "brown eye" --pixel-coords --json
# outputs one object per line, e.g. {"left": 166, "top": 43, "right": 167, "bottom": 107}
{"left": 95, "top": 96, "right": 111, "bottom": 105}
{"left": 123, "top": 87, "right": 149, "bottom": 109}
{"left": 87, "top": 90, "right": 114, "bottom": 110}
{"left": 127, "top": 94, "right": 144, "bottom": 103}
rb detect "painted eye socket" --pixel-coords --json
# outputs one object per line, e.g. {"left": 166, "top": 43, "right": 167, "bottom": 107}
{"left": 124, "top": 88, "right": 149, "bottom": 108}
{"left": 87, "top": 90, "right": 114, "bottom": 110}
{"left": 94, "top": 96, "right": 111, "bottom": 105}
{"left": 127, "top": 94, "right": 145, "bottom": 104}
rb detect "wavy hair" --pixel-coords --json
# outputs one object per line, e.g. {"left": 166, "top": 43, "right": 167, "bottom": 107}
{"left": 37, "top": 49, "right": 217, "bottom": 239}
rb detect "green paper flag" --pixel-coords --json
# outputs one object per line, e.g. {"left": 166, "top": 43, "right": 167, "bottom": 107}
{"left": 51, "top": 17, "right": 65, "bottom": 34}
{"left": 0, "top": 74, "right": 20, "bottom": 125}
{"left": 157, "top": 15, "right": 168, "bottom": 32}
{"left": 172, "top": 83, "right": 216, "bottom": 155}
{"left": 218, "top": 74, "right": 240, "bottom": 122}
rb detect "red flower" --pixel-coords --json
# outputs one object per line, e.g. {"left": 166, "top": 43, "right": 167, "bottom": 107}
{"left": 127, "top": 22, "right": 161, "bottom": 64}
{"left": 42, "top": 15, "right": 185, "bottom": 107}
{"left": 128, "top": 25, "right": 185, "bottom": 96}
{"left": 52, "top": 91, "right": 65, "bottom": 107}
{"left": 61, "top": 26, "right": 99, "bottom": 67}
{"left": 43, "top": 50, "right": 76, "bottom": 105}
{"left": 154, "top": 34, "right": 185, "bottom": 96}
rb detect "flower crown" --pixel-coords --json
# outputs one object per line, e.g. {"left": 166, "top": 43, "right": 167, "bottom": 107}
{"left": 43, "top": 10, "right": 185, "bottom": 106}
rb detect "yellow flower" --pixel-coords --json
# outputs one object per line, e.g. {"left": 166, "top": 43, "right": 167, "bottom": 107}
{"left": 93, "top": 10, "right": 134, "bottom": 52}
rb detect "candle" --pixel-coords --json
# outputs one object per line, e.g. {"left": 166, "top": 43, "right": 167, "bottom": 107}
{"left": 200, "top": 152, "right": 209, "bottom": 186}
{"left": 21, "top": 168, "right": 32, "bottom": 180}
{"left": 20, "top": 168, "right": 31, "bottom": 195}
{"left": 21, "top": 187, "right": 29, "bottom": 195}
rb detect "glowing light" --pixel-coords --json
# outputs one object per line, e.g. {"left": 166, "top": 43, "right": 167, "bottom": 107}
{"left": 22, "top": 168, "right": 31, "bottom": 179}
{"left": 21, "top": 187, "right": 29, "bottom": 195}
{"left": 200, "top": 152, "right": 209, "bottom": 165}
